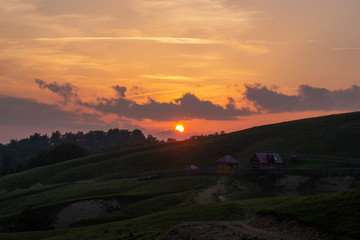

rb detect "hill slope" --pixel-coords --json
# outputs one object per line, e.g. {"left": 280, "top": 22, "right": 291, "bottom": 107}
{"left": 1, "top": 111, "right": 360, "bottom": 190}
{"left": 2, "top": 112, "right": 360, "bottom": 240}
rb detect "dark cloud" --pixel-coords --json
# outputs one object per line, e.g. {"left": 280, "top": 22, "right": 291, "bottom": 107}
{"left": 34, "top": 78, "right": 78, "bottom": 104}
{"left": 112, "top": 85, "right": 127, "bottom": 97}
{"left": 244, "top": 84, "right": 360, "bottom": 112}
{"left": 152, "top": 129, "right": 179, "bottom": 141}
{"left": 0, "top": 95, "right": 103, "bottom": 128}
{"left": 244, "top": 84, "right": 300, "bottom": 112}
{"left": 225, "top": 97, "right": 236, "bottom": 110}
{"left": 81, "top": 92, "right": 253, "bottom": 121}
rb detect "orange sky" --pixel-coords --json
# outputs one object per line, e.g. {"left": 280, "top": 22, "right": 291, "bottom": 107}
{"left": 1, "top": 0, "right": 360, "bottom": 143}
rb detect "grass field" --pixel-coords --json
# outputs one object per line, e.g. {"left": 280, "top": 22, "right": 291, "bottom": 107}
{"left": 2, "top": 188, "right": 359, "bottom": 240}
{"left": 2, "top": 112, "right": 360, "bottom": 191}
{"left": 259, "top": 188, "right": 360, "bottom": 239}
{"left": 1, "top": 112, "right": 360, "bottom": 239}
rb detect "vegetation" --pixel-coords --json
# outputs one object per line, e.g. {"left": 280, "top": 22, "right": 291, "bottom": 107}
{"left": 260, "top": 188, "right": 360, "bottom": 239}
{"left": 23, "top": 142, "right": 88, "bottom": 170}
{"left": 2, "top": 188, "right": 359, "bottom": 239}
{"left": 1, "top": 112, "right": 360, "bottom": 191}
{"left": 1, "top": 112, "right": 360, "bottom": 239}
{"left": 0, "top": 129, "right": 159, "bottom": 176}
{"left": 0, "top": 176, "right": 219, "bottom": 217}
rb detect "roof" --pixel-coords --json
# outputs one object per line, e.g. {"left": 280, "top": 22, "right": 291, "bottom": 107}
{"left": 216, "top": 155, "right": 238, "bottom": 164}
{"left": 184, "top": 165, "right": 198, "bottom": 170}
{"left": 254, "top": 153, "right": 283, "bottom": 164}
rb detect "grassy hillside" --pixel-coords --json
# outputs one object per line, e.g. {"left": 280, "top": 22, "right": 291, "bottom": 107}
{"left": 2, "top": 111, "right": 360, "bottom": 190}
{"left": 0, "top": 176, "right": 220, "bottom": 217}
{"left": 1, "top": 112, "right": 360, "bottom": 239}
{"left": 260, "top": 188, "right": 360, "bottom": 239}
{"left": 1, "top": 188, "right": 359, "bottom": 240}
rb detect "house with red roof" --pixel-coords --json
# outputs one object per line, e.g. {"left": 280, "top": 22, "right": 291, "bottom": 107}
{"left": 250, "top": 153, "right": 284, "bottom": 168}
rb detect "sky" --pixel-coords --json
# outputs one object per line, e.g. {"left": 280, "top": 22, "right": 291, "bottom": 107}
{"left": 1, "top": 0, "right": 360, "bottom": 143}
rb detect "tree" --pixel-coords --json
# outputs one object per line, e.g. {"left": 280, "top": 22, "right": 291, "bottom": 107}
{"left": 50, "top": 131, "right": 62, "bottom": 146}
{"left": 146, "top": 134, "right": 159, "bottom": 144}
{"left": 62, "top": 132, "right": 77, "bottom": 143}
{"left": 131, "top": 129, "right": 146, "bottom": 145}
{"left": 25, "top": 142, "right": 88, "bottom": 169}
{"left": 167, "top": 138, "right": 177, "bottom": 143}
{"left": 0, "top": 155, "right": 12, "bottom": 175}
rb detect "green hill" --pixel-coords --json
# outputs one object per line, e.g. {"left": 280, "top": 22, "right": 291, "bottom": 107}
{"left": 2, "top": 111, "right": 360, "bottom": 190}
{"left": 1, "top": 111, "right": 360, "bottom": 239}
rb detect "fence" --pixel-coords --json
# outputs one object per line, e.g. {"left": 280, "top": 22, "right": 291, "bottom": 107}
{"left": 282, "top": 153, "right": 360, "bottom": 166}
{"left": 138, "top": 167, "right": 216, "bottom": 180}
{"left": 235, "top": 167, "right": 360, "bottom": 177}
{"left": 138, "top": 167, "right": 360, "bottom": 180}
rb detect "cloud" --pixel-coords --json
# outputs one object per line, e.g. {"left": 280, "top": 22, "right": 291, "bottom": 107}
{"left": 126, "top": 90, "right": 178, "bottom": 98}
{"left": 0, "top": 0, "right": 36, "bottom": 12}
{"left": 0, "top": 95, "right": 103, "bottom": 128}
{"left": 112, "top": 85, "right": 127, "bottom": 97}
{"left": 34, "top": 78, "right": 78, "bottom": 104}
{"left": 229, "top": 40, "right": 270, "bottom": 55}
{"left": 244, "top": 84, "right": 360, "bottom": 112}
{"left": 81, "top": 93, "right": 253, "bottom": 121}
{"left": 151, "top": 129, "right": 180, "bottom": 140}
{"left": 34, "top": 37, "right": 221, "bottom": 45}
{"left": 141, "top": 74, "right": 196, "bottom": 81}
{"left": 329, "top": 48, "right": 360, "bottom": 51}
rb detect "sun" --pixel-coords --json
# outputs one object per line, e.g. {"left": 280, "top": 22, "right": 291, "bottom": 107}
{"left": 175, "top": 124, "right": 185, "bottom": 133}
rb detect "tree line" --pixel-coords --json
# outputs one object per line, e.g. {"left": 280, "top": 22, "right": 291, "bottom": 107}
{"left": 0, "top": 129, "right": 225, "bottom": 177}
{"left": 0, "top": 129, "right": 159, "bottom": 176}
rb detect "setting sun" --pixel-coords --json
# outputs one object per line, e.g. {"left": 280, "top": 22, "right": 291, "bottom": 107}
{"left": 175, "top": 125, "right": 185, "bottom": 133}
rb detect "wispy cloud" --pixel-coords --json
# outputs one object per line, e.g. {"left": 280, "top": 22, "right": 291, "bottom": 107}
{"left": 329, "top": 48, "right": 360, "bottom": 51}
{"left": 229, "top": 40, "right": 270, "bottom": 55}
{"left": 126, "top": 90, "right": 178, "bottom": 98}
{"left": 0, "top": 0, "right": 35, "bottom": 12}
{"left": 34, "top": 78, "right": 78, "bottom": 104}
{"left": 141, "top": 74, "right": 196, "bottom": 81}
{"left": 245, "top": 40, "right": 290, "bottom": 45}
{"left": 34, "top": 37, "right": 221, "bottom": 45}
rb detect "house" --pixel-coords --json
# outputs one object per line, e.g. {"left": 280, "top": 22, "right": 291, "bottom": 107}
{"left": 184, "top": 165, "right": 198, "bottom": 170}
{"left": 250, "top": 153, "right": 284, "bottom": 168}
{"left": 216, "top": 155, "right": 238, "bottom": 174}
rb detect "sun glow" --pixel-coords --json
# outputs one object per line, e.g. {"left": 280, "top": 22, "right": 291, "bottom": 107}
{"left": 175, "top": 124, "right": 185, "bottom": 133}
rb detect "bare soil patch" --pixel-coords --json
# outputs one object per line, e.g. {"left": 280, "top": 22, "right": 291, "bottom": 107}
{"left": 157, "top": 215, "right": 353, "bottom": 240}
{"left": 196, "top": 177, "right": 227, "bottom": 204}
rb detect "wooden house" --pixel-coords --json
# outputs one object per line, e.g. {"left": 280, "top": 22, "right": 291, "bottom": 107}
{"left": 250, "top": 153, "right": 284, "bottom": 168}
{"left": 216, "top": 155, "right": 238, "bottom": 174}
{"left": 184, "top": 165, "right": 198, "bottom": 170}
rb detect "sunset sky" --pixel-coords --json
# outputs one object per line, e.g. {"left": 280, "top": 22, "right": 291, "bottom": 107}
{"left": 1, "top": 0, "right": 360, "bottom": 143}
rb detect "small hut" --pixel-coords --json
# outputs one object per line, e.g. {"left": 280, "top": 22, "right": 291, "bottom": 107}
{"left": 216, "top": 155, "right": 238, "bottom": 174}
{"left": 184, "top": 165, "right": 198, "bottom": 170}
{"left": 250, "top": 153, "right": 284, "bottom": 168}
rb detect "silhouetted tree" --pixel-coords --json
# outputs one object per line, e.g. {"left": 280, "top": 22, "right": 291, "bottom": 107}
{"left": 50, "top": 131, "right": 62, "bottom": 146}
{"left": 131, "top": 129, "right": 146, "bottom": 145}
{"left": 0, "top": 155, "right": 12, "bottom": 175}
{"left": 167, "top": 138, "right": 177, "bottom": 143}
{"left": 146, "top": 134, "right": 159, "bottom": 144}
{"left": 0, "top": 128, "right": 161, "bottom": 176}
{"left": 62, "top": 132, "right": 77, "bottom": 143}
{"left": 25, "top": 142, "right": 88, "bottom": 169}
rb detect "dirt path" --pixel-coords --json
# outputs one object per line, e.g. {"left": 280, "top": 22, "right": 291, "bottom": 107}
{"left": 157, "top": 216, "right": 352, "bottom": 240}
{"left": 196, "top": 177, "right": 227, "bottom": 204}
